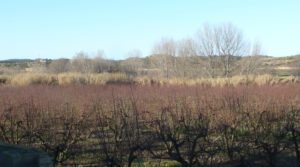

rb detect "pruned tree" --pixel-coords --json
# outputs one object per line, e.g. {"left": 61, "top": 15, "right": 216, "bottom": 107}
{"left": 0, "top": 104, "right": 27, "bottom": 144}
{"left": 94, "top": 92, "right": 154, "bottom": 167}
{"left": 150, "top": 101, "right": 214, "bottom": 167}
{"left": 34, "top": 103, "right": 91, "bottom": 166}
{"left": 284, "top": 107, "right": 300, "bottom": 167}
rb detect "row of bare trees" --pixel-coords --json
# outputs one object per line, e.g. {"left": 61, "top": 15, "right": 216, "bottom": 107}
{"left": 152, "top": 23, "right": 262, "bottom": 78}
{"left": 45, "top": 23, "right": 263, "bottom": 78}
{"left": 1, "top": 84, "right": 300, "bottom": 166}
{"left": 47, "top": 50, "right": 115, "bottom": 74}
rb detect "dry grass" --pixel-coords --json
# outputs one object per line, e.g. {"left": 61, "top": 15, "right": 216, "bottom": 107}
{"left": 1, "top": 72, "right": 300, "bottom": 86}
{"left": 8, "top": 73, "right": 57, "bottom": 86}
{"left": 2, "top": 72, "right": 132, "bottom": 86}
{"left": 137, "top": 74, "right": 300, "bottom": 86}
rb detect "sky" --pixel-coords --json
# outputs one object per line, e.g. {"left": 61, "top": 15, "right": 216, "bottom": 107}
{"left": 0, "top": 0, "right": 300, "bottom": 60}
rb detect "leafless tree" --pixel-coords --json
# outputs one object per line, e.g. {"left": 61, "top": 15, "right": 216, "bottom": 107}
{"left": 177, "top": 38, "right": 197, "bottom": 77}
{"left": 197, "top": 23, "right": 247, "bottom": 77}
{"left": 94, "top": 93, "right": 153, "bottom": 167}
{"left": 120, "top": 50, "right": 144, "bottom": 76}
{"left": 34, "top": 103, "right": 92, "bottom": 166}
{"left": 48, "top": 58, "right": 70, "bottom": 73}
{"left": 149, "top": 101, "right": 215, "bottom": 167}
{"left": 71, "top": 52, "right": 94, "bottom": 73}
{"left": 152, "top": 38, "right": 177, "bottom": 78}
{"left": 0, "top": 104, "right": 26, "bottom": 144}
{"left": 240, "top": 40, "right": 263, "bottom": 78}
{"left": 92, "top": 50, "right": 112, "bottom": 73}
{"left": 285, "top": 108, "right": 300, "bottom": 167}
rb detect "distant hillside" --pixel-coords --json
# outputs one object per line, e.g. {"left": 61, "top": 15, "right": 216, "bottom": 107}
{"left": 0, "top": 59, "right": 34, "bottom": 63}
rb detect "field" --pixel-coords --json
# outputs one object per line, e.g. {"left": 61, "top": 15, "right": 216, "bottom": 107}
{"left": 2, "top": 1, "right": 300, "bottom": 166}
{"left": 1, "top": 83, "right": 300, "bottom": 167}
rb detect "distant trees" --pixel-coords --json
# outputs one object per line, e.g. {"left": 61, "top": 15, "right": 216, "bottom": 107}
{"left": 148, "top": 23, "right": 261, "bottom": 78}
{"left": 177, "top": 38, "right": 198, "bottom": 77}
{"left": 197, "top": 23, "right": 248, "bottom": 77}
{"left": 48, "top": 58, "right": 70, "bottom": 73}
{"left": 71, "top": 52, "right": 94, "bottom": 73}
{"left": 44, "top": 22, "right": 265, "bottom": 78}
{"left": 151, "top": 37, "right": 204, "bottom": 78}
{"left": 92, "top": 50, "right": 113, "bottom": 73}
{"left": 239, "top": 40, "right": 263, "bottom": 78}
{"left": 152, "top": 38, "right": 177, "bottom": 79}
{"left": 47, "top": 50, "right": 114, "bottom": 74}
{"left": 120, "top": 50, "right": 144, "bottom": 76}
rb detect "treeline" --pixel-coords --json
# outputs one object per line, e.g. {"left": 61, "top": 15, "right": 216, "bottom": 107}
{"left": 43, "top": 23, "right": 300, "bottom": 78}
{"left": 1, "top": 84, "right": 300, "bottom": 166}
{"left": 1, "top": 23, "right": 300, "bottom": 78}
{"left": 1, "top": 23, "right": 277, "bottom": 78}
{"left": 45, "top": 23, "right": 264, "bottom": 78}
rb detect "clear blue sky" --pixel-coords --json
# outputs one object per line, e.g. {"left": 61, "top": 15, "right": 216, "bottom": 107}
{"left": 0, "top": 0, "right": 299, "bottom": 60}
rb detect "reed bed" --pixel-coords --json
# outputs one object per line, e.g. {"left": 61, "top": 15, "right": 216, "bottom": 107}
{"left": 1, "top": 72, "right": 300, "bottom": 87}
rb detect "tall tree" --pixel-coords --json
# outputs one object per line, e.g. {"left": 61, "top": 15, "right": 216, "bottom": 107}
{"left": 197, "top": 23, "right": 247, "bottom": 77}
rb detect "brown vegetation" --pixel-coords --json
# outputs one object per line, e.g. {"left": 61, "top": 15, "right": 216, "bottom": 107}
{"left": 1, "top": 73, "right": 300, "bottom": 87}
{"left": 1, "top": 84, "right": 300, "bottom": 166}
{"left": 1, "top": 23, "right": 300, "bottom": 167}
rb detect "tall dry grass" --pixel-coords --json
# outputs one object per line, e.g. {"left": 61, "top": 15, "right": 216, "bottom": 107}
{"left": 1, "top": 72, "right": 300, "bottom": 86}
{"left": 1, "top": 72, "right": 131, "bottom": 86}
{"left": 136, "top": 74, "right": 300, "bottom": 86}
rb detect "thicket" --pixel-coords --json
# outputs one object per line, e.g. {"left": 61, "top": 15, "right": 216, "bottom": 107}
{"left": 1, "top": 84, "right": 300, "bottom": 166}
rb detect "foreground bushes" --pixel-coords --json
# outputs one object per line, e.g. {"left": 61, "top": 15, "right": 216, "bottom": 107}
{"left": 1, "top": 84, "right": 300, "bottom": 166}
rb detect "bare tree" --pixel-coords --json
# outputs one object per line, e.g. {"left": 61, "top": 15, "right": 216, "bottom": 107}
{"left": 197, "top": 23, "right": 247, "bottom": 77}
{"left": 240, "top": 40, "right": 263, "bottom": 77}
{"left": 34, "top": 103, "right": 91, "bottom": 166}
{"left": 48, "top": 58, "right": 70, "bottom": 73}
{"left": 152, "top": 38, "right": 177, "bottom": 78}
{"left": 120, "top": 50, "right": 144, "bottom": 76}
{"left": 150, "top": 105, "right": 214, "bottom": 167}
{"left": 71, "top": 52, "right": 94, "bottom": 73}
{"left": 177, "top": 38, "right": 197, "bottom": 78}
{"left": 94, "top": 93, "right": 153, "bottom": 167}
{"left": 93, "top": 50, "right": 112, "bottom": 73}
{"left": 285, "top": 108, "right": 300, "bottom": 167}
